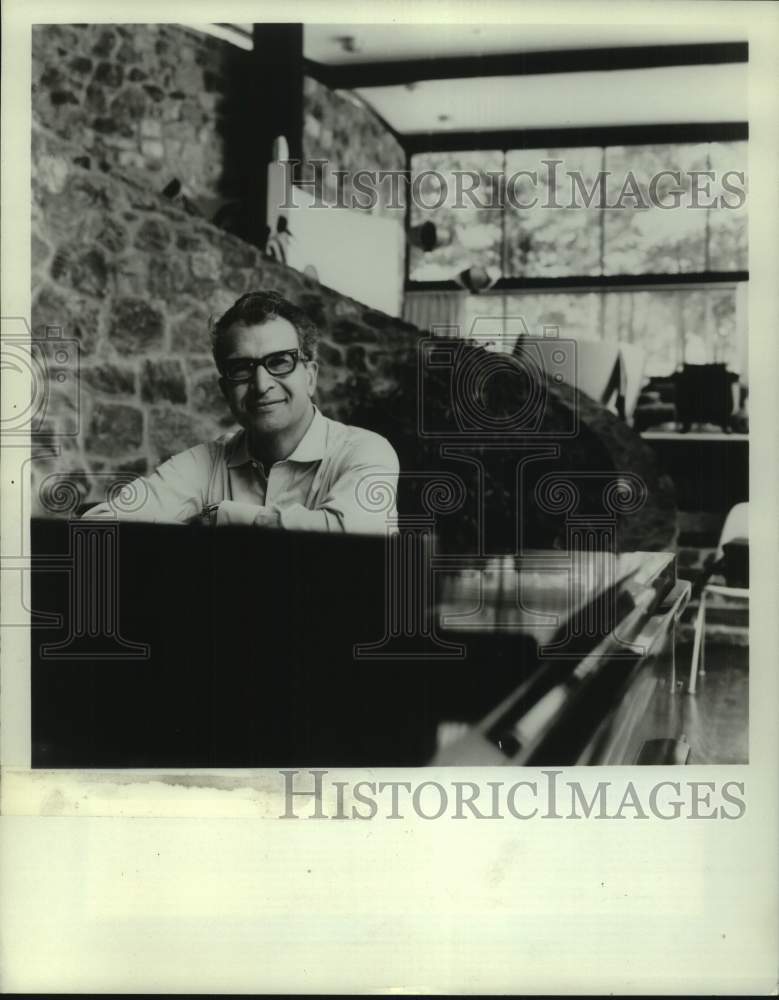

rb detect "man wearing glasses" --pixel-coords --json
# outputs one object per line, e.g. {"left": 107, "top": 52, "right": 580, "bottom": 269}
{"left": 84, "top": 290, "right": 399, "bottom": 533}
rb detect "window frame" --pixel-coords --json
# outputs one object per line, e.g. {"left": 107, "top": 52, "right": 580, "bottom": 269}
{"left": 404, "top": 124, "right": 749, "bottom": 293}
{"left": 458, "top": 278, "right": 747, "bottom": 380}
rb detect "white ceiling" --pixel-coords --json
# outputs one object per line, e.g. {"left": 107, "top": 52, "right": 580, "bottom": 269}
{"left": 301, "top": 24, "right": 747, "bottom": 134}
{"left": 356, "top": 63, "right": 747, "bottom": 133}
{"left": 304, "top": 23, "right": 746, "bottom": 64}
{"left": 208, "top": 24, "right": 747, "bottom": 133}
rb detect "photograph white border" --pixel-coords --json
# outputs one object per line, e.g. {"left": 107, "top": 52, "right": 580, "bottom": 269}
{"left": 2, "top": 1, "right": 777, "bottom": 993}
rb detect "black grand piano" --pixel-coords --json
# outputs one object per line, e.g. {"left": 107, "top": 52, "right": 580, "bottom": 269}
{"left": 30, "top": 517, "right": 689, "bottom": 768}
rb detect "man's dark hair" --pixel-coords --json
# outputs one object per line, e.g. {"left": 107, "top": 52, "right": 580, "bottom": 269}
{"left": 211, "top": 290, "right": 319, "bottom": 367}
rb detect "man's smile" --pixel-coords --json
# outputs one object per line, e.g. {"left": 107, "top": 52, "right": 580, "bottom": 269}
{"left": 249, "top": 398, "right": 286, "bottom": 410}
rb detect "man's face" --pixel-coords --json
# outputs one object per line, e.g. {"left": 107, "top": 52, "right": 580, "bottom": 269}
{"left": 218, "top": 318, "right": 318, "bottom": 439}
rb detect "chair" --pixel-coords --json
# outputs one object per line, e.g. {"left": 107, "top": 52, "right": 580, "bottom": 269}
{"left": 688, "top": 502, "right": 748, "bottom": 694}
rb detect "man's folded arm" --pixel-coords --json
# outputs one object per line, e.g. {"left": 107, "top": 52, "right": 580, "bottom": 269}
{"left": 81, "top": 445, "right": 212, "bottom": 522}
{"left": 279, "top": 435, "right": 400, "bottom": 534}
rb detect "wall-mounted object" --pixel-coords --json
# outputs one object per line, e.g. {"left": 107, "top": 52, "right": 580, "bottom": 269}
{"left": 454, "top": 264, "right": 499, "bottom": 293}
{"left": 408, "top": 221, "right": 437, "bottom": 252}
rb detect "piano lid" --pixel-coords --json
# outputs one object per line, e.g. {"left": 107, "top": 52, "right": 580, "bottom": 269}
{"left": 432, "top": 552, "right": 684, "bottom": 766}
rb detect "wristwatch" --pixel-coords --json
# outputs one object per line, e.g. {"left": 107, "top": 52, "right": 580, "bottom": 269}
{"left": 202, "top": 503, "right": 221, "bottom": 526}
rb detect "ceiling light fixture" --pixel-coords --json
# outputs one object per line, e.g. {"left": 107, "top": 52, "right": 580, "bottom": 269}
{"left": 334, "top": 34, "right": 357, "bottom": 53}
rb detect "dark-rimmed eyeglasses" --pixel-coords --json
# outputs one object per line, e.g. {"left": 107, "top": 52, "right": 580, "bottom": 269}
{"left": 220, "top": 349, "right": 307, "bottom": 384}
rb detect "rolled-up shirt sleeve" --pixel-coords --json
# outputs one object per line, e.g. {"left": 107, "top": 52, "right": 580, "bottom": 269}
{"left": 277, "top": 433, "right": 400, "bottom": 535}
{"left": 81, "top": 444, "right": 213, "bottom": 523}
{"left": 79, "top": 420, "right": 400, "bottom": 534}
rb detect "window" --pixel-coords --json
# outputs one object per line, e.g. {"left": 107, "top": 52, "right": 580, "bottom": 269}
{"left": 409, "top": 151, "right": 503, "bottom": 281}
{"left": 603, "top": 144, "right": 710, "bottom": 274}
{"left": 408, "top": 141, "right": 747, "bottom": 281}
{"left": 707, "top": 141, "right": 748, "bottom": 270}
{"left": 410, "top": 140, "right": 747, "bottom": 378}
{"left": 504, "top": 147, "right": 602, "bottom": 277}
{"left": 462, "top": 285, "right": 745, "bottom": 377}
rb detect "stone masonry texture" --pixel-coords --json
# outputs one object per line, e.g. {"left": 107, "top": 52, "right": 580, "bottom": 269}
{"left": 30, "top": 23, "right": 677, "bottom": 562}
{"left": 31, "top": 119, "right": 422, "bottom": 509}
{"left": 32, "top": 24, "right": 232, "bottom": 217}
{"left": 33, "top": 24, "right": 408, "bottom": 230}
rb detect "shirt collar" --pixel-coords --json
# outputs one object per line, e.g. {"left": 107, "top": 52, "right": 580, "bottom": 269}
{"left": 226, "top": 406, "right": 327, "bottom": 469}
{"left": 287, "top": 406, "right": 328, "bottom": 463}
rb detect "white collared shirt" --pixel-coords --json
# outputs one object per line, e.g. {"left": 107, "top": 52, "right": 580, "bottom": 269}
{"left": 85, "top": 408, "right": 400, "bottom": 534}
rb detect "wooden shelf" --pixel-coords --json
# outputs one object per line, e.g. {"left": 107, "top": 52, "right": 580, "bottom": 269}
{"left": 641, "top": 431, "right": 748, "bottom": 442}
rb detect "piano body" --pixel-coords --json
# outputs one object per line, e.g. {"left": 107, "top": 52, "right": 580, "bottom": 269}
{"left": 432, "top": 550, "right": 690, "bottom": 765}
{"left": 29, "top": 517, "right": 690, "bottom": 768}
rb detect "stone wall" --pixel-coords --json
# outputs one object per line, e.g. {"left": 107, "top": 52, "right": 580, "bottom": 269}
{"left": 33, "top": 24, "right": 408, "bottom": 229}
{"left": 32, "top": 23, "right": 237, "bottom": 218}
{"left": 29, "top": 22, "right": 417, "bottom": 512}
{"left": 31, "top": 119, "right": 681, "bottom": 566}
{"left": 31, "top": 121, "right": 422, "bottom": 510}
{"left": 302, "top": 76, "right": 407, "bottom": 222}
{"left": 30, "top": 24, "right": 679, "bottom": 562}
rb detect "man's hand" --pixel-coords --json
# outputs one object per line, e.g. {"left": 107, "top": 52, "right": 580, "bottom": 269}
{"left": 212, "top": 500, "right": 282, "bottom": 529}
{"left": 197, "top": 503, "right": 221, "bottom": 527}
